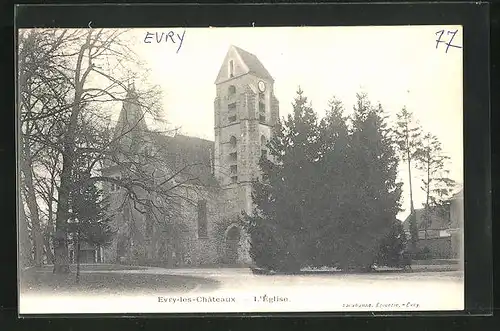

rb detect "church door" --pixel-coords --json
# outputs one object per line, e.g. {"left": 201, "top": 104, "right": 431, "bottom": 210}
{"left": 225, "top": 226, "right": 241, "bottom": 265}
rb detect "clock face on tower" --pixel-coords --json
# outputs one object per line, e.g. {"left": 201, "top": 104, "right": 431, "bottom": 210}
{"left": 258, "top": 81, "right": 266, "bottom": 92}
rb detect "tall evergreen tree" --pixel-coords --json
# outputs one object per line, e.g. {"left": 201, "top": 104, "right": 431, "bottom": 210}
{"left": 250, "top": 91, "right": 403, "bottom": 272}
{"left": 415, "top": 133, "right": 456, "bottom": 239}
{"left": 249, "top": 87, "right": 320, "bottom": 272}
{"left": 313, "top": 97, "right": 351, "bottom": 267}
{"left": 393, "top": 107, "right": 423, "bottom": 252}
{"left": 337, "top": 93, "right": 402, "bottom": 270}
{"left": 68, "top": 171, "right": 115, "bottom": 282}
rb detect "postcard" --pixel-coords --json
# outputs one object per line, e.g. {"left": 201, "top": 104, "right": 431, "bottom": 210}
{"left": 17, "top": 25, "right": 464, "bottom": 314}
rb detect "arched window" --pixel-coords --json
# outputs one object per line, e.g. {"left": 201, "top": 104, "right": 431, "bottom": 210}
{"left": 261, "top": 135, "right": 267, "bottom": 147}
{"left": 229, "top": 136, "right": 238, "bottom": 162}
{"left": 228, "top": 85, "right": 236, "bottom": 95}
{"left": 228, "top": 102, "right": 237, "bottom": 123}
{"left": 197, "top": 200, "right": 208, "bottom": 238}
{"left": 259, "top": 100, "right": 266, "bottom": 122}
{"left": 261, "top": 135, "right": 268, "bottom": 159}
{"left": 110, "top": 174, "right": 121, "bottom": 192}
{"left": 229, "top": 136, "right": 237, "bottom": 147}
{"left": 226, "top": 225, "right": 241, "bottom": 242}
{"left": 229, "top": 60, "right": 234, "bottom": 78}
{"left": 230, "top": 164, "right": 238, "bottom": 175}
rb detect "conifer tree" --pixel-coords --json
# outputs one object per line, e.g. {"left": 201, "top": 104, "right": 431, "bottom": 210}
{"left": 415, "top": 132, "right": 456, "bottom": 239}
{"left": 249, "top": 87, "right": 320, "bottom": 272}
{"left": 393, "top": 107, "right": 423, "bottom": 252}
{"left": 68, "top": 171, "right": 115, "bottom": 282}
{"left": 337, "top": 93, "right": 402, "bottom": 270}
{"left": 313, "top": 97, "right": 351, "bottom": 267}
{"left": 250, "top": 91, "right": 403, "bottom": 272}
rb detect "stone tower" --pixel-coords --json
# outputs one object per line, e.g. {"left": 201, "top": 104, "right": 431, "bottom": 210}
{"left": 213, "top": 45, "right": 279, "bottom": 217}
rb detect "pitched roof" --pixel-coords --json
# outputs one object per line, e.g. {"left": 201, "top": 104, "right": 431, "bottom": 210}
{"left": 151, "top": 133, "right": 218, "bottom": 187}
{"left": 215, "top": 45, "right": 274, "bottom": 84}
{"left": 107, "top": 86, "right": 219, "bottom": 189}
{"left": 232, "top": 45, "right": 274, "bottom": 80}
{"left": 403, "top": 207, "right": 450, "bottom": 232}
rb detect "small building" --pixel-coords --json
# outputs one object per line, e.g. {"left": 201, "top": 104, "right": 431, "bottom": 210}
{"left": 69, "top": 242, "right": 103, "bottom": 264}
{"left": 449, "top": 189, "right": 464, "bottom": 264}
{"left": 403, "top": 205, "right": 453, "bottom": 259}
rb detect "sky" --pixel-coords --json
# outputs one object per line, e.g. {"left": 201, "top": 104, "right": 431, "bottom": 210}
{"left": 113, "top": 26, "right": 463, "bottom": 220}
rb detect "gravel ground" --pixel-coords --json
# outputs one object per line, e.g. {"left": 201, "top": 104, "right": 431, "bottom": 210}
{"left": 20, "top": 264, "right": 220, "bottom": 295}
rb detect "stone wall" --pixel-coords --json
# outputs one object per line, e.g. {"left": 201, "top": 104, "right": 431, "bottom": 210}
{"left": 101, "top": 179, "right": 254, "bottom": 267}
{"left": 214, "top": 73, "right": 278, "bottom": 188}
{"left": 102, "top": 178, "right": 229, "bottom": 266}
{"left": 176, "top": 187, "right": 221, "bottom": 265}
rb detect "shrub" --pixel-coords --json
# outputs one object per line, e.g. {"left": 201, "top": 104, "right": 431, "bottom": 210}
{"left": 375, "top": 219, "right": 411, "bottom": 268}
{"left": 246, "top": 214, "right": 301, "bottom": 273}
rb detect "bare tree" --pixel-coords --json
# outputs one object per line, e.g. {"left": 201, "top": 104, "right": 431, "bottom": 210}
{"left": 18, "top": 196, "right": 33, "bottom": 268}
{"left": 18, "top": 29, "right": 73, "bottom": 267}
{"left": 19, "top": 28, "right": 212, "bottom": 274}
{"left": 32, "top": 146, "right": 61, "bottom": 264}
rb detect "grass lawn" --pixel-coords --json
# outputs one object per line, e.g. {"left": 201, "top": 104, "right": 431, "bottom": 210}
{"left": 20, "top": 264, "right": 220, "bottom": 295}
{"left": 48, "top": 263, "right": 149, "bottom": 271}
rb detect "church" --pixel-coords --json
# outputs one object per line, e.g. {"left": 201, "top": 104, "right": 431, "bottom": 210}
{"left": 99, "top": 45, "right": 280, "bottom": 267}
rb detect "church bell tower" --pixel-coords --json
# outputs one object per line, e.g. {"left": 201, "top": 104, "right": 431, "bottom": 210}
{"left": 213, "top": 45, "right": 279, "bottom": 216}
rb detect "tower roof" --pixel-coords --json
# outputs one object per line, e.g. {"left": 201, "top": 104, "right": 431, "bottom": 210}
{"left": 215, "top": 45, "right": 274, "bottom": 84}
{"left": 114, "top": 82, "right": 149, "bottom": 140}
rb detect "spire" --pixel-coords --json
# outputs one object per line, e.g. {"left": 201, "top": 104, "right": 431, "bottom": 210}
{"left": 114, "top": 80, "right": 148, "bottom": 140}
{"left": 126, "top": 79, "right": 137, "bottom": 99}
{"left": 128, "top": 79, "right": 135, "bottom": 92}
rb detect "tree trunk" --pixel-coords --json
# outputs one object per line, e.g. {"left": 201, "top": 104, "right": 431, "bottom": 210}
{"left": 19, "top": 33, "right": 44, "bottom": 268}
{"left": 76, "top": 230, "right": 81, "bottom": 284}
{"left": 43, "top": 231, "right": 55, "bottom": 264}
{"left": 20, "top": 163, "right": 44, "bottom": 267}
{"left": 18, "top": 41, "right": 32, "bottom": 270}
{"left": 403, "top": 123, "right": 415, "bottom": 214}
{"left": 406, "top": 147, "right": 418, "bottom": 252}
{"left": 53, "top": 33, "right": 91, "bottom": 274}
{"left": 18, "top": 199, "right": 33, "bottom": 268}
{"left": 145, "top": 201, "right": 154, "bottom": 260}
{"left": 406, "top": 145, "right": 415, "bottom": 213}
{"left": 96, "top": 245, "right": 101, "bottom": 263}
{"left": 45, "top": 170, "right": 56, "bottom": 264}
{"left": 53, "top": 229, "right": 71, "bottom": 273}
{"left": 424, "top": 152, "right": 431, "bottom": 240}
{"left": 166, "top": 245, "right": 174, "bottom": 267}
{"left": 53, "top": 106, "right": 81, "bottom": 274}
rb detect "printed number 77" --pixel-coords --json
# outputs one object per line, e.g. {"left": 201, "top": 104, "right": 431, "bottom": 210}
{"left": 435, "top": 29, "right": 461, "bottom": 53}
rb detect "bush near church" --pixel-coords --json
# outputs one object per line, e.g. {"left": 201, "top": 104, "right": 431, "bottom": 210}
{"left": 374, "top": 219, "right": 411, "bottom": 268}
{"left": 246, "top": 215, "right": 302, "bottom": 273}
